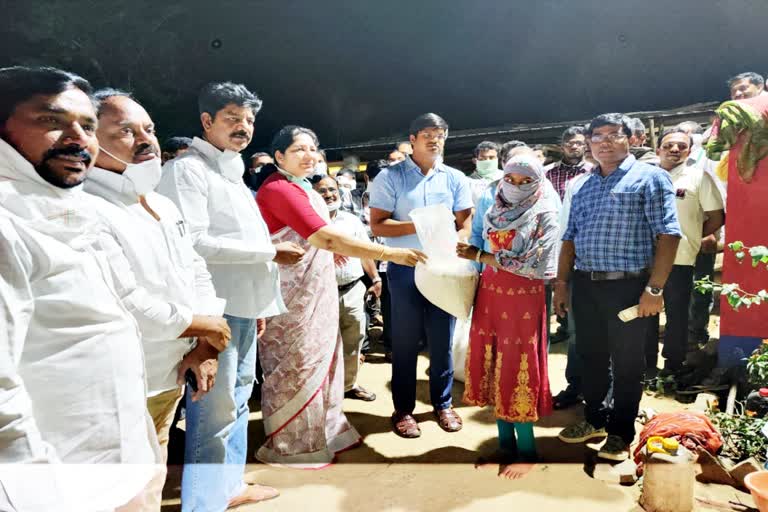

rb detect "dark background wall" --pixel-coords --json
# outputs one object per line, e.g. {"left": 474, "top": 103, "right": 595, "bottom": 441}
{"left": 2, "top": 0, "right": 767, "bottom": 154}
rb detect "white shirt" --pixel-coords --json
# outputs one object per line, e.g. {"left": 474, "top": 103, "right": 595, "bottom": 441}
{"left": 157, "top": 137, "right": 285, "bottom": 319}
{"left": 84, "top": 168, "right": 225, "bottom": 396}
{"left": 668, "top": 163, "right": 725, "bottom": 266}
{"left": 0, "top": 140, "right": 158, "bottom": 510}
{"left": 331, "top": 211, "right": 368, "bottom": 286}
{"left": 467, "top": 170, "right": 502, "bottom": 207}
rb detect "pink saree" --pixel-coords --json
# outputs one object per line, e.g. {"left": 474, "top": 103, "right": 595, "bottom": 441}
{"left": 256, "top": 188, "right": 361, "bottom": 468}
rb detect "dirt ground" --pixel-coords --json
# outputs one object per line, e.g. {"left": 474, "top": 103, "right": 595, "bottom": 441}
{"left": 161, "top": 309, "right": 757, "bottom": 511}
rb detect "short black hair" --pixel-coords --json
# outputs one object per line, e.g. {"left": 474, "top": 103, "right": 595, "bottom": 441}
{"left": 727, "top": 72, "right": 764, "bottom": 89}
{"left": 561, "top": 126, "right": 586, "bottom": 143}
{"left": 366, "top": 159, "right": 390, "bottom": 181}
{"left": 198, "top": 82, "right": 262, "bottom": 118}
{"left": 93, "top": 88, "right": 134, "bottom": 116}
{"left": 586, "top": 113, "right": 633, "bottom": 138}
{"left": 0, "top": 66, "right": 95, "bottom": 127}
{"left": 473, "top": 141, "right": 500, "bottom": 158}
{"left": 163, "top": 136, "right": 192, "bottom": 153}
{"left": 269, "top": 125, "right": 319, "bottom": 157}
{"left": 675, "top": 121, "right": 704, "bottom": 135}
{"left": 499, "top": 140, "right": 527, "bottom": 164}
{"left": 408, "top": 113, "right": 449, "bottom": 137}
{"left": 659, "top": 127, "right": 693, "bottom": 148}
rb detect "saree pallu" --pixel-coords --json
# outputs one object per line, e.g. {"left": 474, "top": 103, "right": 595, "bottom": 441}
{"left": 463, "top": 266, "right": 552, "bottom": 422}
{"left": 256, "top": 193, "right": 360, "bottom": 469}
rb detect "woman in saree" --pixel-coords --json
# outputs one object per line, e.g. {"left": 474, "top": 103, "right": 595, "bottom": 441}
{"left": 456, "top": 152, "right": 560, "bottom": 479}
{"left": 253, "top": 125, "right": 426, "bottom": 468}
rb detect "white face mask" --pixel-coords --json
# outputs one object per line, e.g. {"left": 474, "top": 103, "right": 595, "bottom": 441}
{"left": 327, "top": 199, "right": 341, "bottom": 212}
{"left": 314, "top": 162, "right": 328, "bottom": 175}
{"left": 219, "top": 150, "right": 245, "bottom": 182}
{"left": 337, "top": 177, "right": 355, "bottom": 191}
{"left": 476, "top": 158, "right": 499, "bottom": 178}
{"left": 99, "top": 146, "right": 162, "bottom": 195}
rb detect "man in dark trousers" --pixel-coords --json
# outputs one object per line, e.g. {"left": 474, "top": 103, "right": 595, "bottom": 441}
{"left": 554, "top": 113, "right": 681, "bottom": 462}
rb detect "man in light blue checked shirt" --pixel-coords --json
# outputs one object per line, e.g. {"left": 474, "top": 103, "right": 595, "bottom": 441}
{"left": 553, "top": 113, "right": 681, "bottom": 463}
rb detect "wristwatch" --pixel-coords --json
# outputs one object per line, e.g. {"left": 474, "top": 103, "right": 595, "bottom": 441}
{"left": 372, "top": 277, "right": 382, "bottom": 284}
{"left": 645, "top": 285, "right": 663, "bottom": 297}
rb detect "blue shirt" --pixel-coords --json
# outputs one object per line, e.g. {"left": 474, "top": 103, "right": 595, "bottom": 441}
{"left": 563, "top": 155, "right": 682, "bottom": 272}
{"left": 369, "top": 157, "right": 473, "bottom": 249}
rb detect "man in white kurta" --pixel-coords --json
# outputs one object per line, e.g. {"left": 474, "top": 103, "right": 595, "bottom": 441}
{"left": 84, "top": 90, "right": 231, "bottom": 509}
{"left": 157, "top": 81, "right": 302, "bottom": 510}
{"left": 0, "top": 66, "right": 161, "bottom": 512}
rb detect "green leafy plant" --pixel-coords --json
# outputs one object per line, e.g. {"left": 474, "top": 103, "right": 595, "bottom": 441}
{"left": 708, "top": 402, "right": 768, "bottom": 463}
{"left": 747, "top": 340, "right": 768, "bottom": 388}
{"left": 694, "top": 241, "right": 768, "bottom": 311}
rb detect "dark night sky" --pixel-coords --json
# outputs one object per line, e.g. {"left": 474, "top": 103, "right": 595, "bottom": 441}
{"left": 2, "top": 0, "right": 768, "bottom": 155}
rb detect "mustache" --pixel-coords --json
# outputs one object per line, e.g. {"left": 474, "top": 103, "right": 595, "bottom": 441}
{"left": 230, "top": 130, "right": 249, "bottom": 138}
{"left": 42, "top": 144, "right": 93, "bottom": 165}
{"left": 134, "top": 142, "right": 158, "bottom": 157}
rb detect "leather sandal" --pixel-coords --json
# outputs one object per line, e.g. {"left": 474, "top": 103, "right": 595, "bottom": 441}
{"left": 391, "top": 411, "right": 421, "bottom": 438}
{"left": 434, "top": 407, "right": 463, "bottom": 432}
{"left": 344, "top": 386, "right": 376, "bottom": 402}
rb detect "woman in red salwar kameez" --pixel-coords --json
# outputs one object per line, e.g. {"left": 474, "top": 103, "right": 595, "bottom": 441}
{"left": 457, "top": 152, "right": 560, "bottom": 479}
{"left": 254, "top": 126, "right": 425, "bottom": 468}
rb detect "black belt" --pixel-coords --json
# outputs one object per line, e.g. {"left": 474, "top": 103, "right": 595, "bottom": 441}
{"left": 575, "top": 269, "right": 649, "bottom": 281}
{"left": 338, "top": 278, "right": 362, "bottom": 293}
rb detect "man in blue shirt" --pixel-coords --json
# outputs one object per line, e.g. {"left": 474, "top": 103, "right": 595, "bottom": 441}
{"left": 369, "top": 113, "right": 473, "bottom": 438}
{"left": 553, "top": 113, "right": 681, "bottom": 462}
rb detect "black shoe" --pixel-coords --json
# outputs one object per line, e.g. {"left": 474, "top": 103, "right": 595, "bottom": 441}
{"left": 553, "top": 389, "right": 583, "bottom": 410}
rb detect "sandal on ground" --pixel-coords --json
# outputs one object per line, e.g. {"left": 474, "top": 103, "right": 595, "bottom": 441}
{"left": 344, "top": 386, "right": 376, "bottom": 402}
{"left": 391, "top": 411, "right": 421, "bottom": 438}
{"left": 434, "top": 407, "right": 463, "bottom": 432}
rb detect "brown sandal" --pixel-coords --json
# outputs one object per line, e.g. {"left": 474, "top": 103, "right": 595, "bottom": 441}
{"left": 391, "top": 411, "right": 421, "bottom": 438}
{"left": 434, "top": 407, "right": 463, "bottom": 432}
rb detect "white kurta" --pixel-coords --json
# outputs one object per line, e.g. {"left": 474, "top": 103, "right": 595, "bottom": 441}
{"left": 0, "top": 140, "right": 159, "bottom": 510}
{"left": 157, "top": 137, "right": 285, "bottom": 319}
{"left": 84, "top": 168, "right": 225, "bottom": 396}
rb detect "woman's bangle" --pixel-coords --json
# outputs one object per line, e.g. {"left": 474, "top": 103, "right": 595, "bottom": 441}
{"left": 475, "top": 249, "right": 484, "bottom": 263}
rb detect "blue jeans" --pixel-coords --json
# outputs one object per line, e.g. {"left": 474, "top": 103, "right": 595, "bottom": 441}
{"left": 181, "top": 314, "right": 257, "bottom": 512}
{"left": 387, "top": 263, "right": 455, "bottom": 413}
{"left": 689, "top": 252, "right": 716, "bottom": 343}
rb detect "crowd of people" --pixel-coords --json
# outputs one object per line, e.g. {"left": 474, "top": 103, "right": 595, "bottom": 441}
{"left": 0, "top": 64, "right": 762, "bottom": 510}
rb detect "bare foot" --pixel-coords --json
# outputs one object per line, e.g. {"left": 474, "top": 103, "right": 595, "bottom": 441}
{"left": 498, "top": 462, "right": 536, "bottom": 480}
{"left": 475, "top": 450, "right": 514, "bottom": 470}
{"left": 228, "top": 484, "right": 279, "bottom": 508}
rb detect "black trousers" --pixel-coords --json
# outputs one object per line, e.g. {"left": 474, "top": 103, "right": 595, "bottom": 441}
{"left": 645, "top": 265, "right": 695, "bottom": 370}
{"left": 573, "top": 272, "right": 652, "bottom": 443}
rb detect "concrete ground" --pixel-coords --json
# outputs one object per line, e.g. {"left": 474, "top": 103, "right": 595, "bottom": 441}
{"left": 161, "top": 311, "right": 756, "bottom": 512}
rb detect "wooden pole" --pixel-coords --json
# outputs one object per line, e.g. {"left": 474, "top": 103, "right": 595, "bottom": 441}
{"left": 649, "top": 118, "right": 658, "bottom": 150}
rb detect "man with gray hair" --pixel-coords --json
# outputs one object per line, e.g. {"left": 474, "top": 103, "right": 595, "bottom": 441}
{"left": 728, "top": 71, "right": 765, "bottom": 100}
{"left": 629, "top": 118, "right": 659, "bottom": 164}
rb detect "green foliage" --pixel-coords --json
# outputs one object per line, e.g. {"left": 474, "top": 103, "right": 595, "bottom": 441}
{"left": 747, "top": 341, "right": 768, "bottom": 388}
{"left": 708, "top": 402, "right": 768, "bottom": 463}
{"left": 695, "top": 241, "right": 768, "bottom": 311}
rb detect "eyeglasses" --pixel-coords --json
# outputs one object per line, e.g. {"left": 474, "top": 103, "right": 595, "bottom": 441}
{"left": 419, "top": 131, "right": 448, "bottom": 141}
{"left": 660, "top": 142, "right": 690, "bottom": 151}
{"left": 314, "top": 186, "right": 338, "bottom": 194}
{"left": 590, "top": 133, "right": 627, "bottom": 144}
{"left": 564, "top": 140, "right": 586, "bottom": 147}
